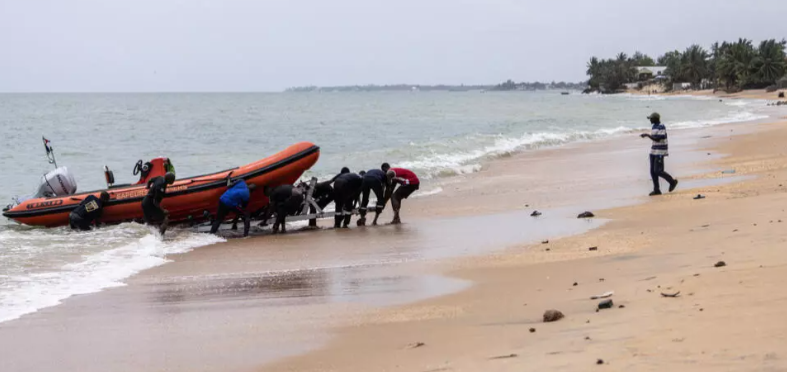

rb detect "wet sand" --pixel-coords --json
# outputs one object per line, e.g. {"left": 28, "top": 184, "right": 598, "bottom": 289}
{"left": 261, "top": 113, "right": 787, "bottom": 371}
{"left": 0, "top": 109, "right": 783, "bottom": 371}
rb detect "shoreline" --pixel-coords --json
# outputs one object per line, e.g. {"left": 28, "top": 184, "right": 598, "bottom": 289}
{"left": 258, "top": 114, "right": 787, "bottom": 370}
{"left": 0, "top": 96, "right": 783, "bottom": 371}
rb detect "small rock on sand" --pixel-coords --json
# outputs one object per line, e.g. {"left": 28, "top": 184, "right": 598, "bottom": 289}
{"left": 597, "top": 359, "right": 604, "bottom": 365}
{"left": 529, "top": 328, "right": 536, "bottom": 333}
{"left": 543, "top": 309, "right": 564, "bottom": 322}
{"left": 588, "top": 246, "right": 598, "bottom": 251}
{"left": 531, "top": 211, "right": 542, "bottom": 217}
{"left": 573, "top": 282, "right": 578, "bottom": 286}
{"left": 597, "top": 299, "right": 614, "bottom": 309}
{"left": 715, "top": 261, "right": 727, "bottom": 268}
{"left": 542, "top": 240, "right": 549, "bottom": 244}
{"left": 577, "top": 211, "right": 595, "bottom": 218}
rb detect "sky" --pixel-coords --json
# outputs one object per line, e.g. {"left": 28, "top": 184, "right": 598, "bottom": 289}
{"left": 1, "top": 0, "right": 786, "bottom": 92}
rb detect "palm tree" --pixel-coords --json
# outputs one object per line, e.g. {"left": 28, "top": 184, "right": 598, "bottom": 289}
{"left": 751, "top": 39, "right": 786, "bottom": 84}
{"left": 680, "top": 45, "right": 709, "bottom": 87}
{"left": 717, "top": 39, "right": 755, "bottom": 90}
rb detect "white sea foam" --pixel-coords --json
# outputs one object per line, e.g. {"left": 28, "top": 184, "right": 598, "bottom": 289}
{"left": 399, "top": 127, "right": 633, "bottom": 179}
{"left": 0, "top": 224, "right": 224, "bottom": 323}
{"left": 670, "top": 111, "right": 768, "bottom": 129}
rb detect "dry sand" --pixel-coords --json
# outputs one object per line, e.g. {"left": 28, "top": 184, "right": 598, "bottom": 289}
{"left": 260, "top": 116, "right": 787, "bottom": 371}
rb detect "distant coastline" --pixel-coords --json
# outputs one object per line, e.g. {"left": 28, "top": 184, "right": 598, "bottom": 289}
{"left": 285, "top": 80, "right": 586, "bottom": 93}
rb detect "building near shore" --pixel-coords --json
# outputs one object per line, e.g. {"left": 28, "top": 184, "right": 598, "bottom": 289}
{"left": 636, "top": 66, "right": 668, "bottom": 81}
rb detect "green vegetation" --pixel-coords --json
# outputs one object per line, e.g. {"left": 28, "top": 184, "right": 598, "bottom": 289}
{"left": 489, "top": 80, "right": 586, "bottom": 91}
{"left": 286, "top": 81, "right": 586, "bottom": 93}
{"left": 586, "top": 38, "right": 787, "bottom": 93}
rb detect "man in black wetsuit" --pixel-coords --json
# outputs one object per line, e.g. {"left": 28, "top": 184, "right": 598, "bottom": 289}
{"left": 357, "top": 168, "right": 388, "bottom": 226}
{"left": 263, "top": 184, "right": 304, "bottom": 234}
{"left": 69, "top": 191, "right": 110, "bottom": 231}
{"left": 142, "top": 172, "right": 176, "bottom": 235}
{"left": 332, "top": 169, "right": 363, "bottom": 228}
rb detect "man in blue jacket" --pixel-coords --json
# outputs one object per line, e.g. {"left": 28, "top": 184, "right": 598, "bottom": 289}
{"left": 210, "top": 180, "right": 256, "bottom": 237}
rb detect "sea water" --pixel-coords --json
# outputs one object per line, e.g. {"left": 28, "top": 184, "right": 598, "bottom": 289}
{"left": 0, "top": 91, "right": 769, "bottom": 322}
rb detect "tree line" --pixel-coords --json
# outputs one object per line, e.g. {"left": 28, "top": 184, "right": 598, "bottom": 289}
{"left": 586, "top": 38, "right": 787, "bottom": 93}
{"left": 490, "top": 80, "right": 586, "bottom": 91}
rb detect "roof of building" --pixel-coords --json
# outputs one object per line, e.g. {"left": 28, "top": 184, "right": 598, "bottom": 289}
{"left": 637, "top": 66, "right": 668, "bottom": 75}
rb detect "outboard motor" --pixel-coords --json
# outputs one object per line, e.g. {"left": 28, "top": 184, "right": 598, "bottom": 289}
{"left": 34, "top": 166, "right": 78, "bottom": 198}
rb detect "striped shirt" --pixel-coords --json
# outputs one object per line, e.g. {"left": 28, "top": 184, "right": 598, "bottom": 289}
{"left": 650, "top": 123, "right": 668, "bottom": 156}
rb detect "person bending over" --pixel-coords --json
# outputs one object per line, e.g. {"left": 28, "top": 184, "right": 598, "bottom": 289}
{"left": 69, "top": 191, "right": 110, "bottom": 231}
{"left": 142, "top": 172, "right": 175, "bottom": 235}
{"left": 210, "top": 180, "right": 256, "bottom": 237}
{"left": 383, "top": 164, "right": 419, "bottom": 225}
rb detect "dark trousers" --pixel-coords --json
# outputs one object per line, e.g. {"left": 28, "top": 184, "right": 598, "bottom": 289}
{"left": 210, "top": 202, "right": 232, "bottom": 234}
{"left": 69, "top": 212, "right": 92, "bottom": 231}
{"left": 650, "top": 154, "right": 675, "bottom": 192}
{"left": 333, "top": 183, "right": 361, "bottom": 228}
{"left": 360, "top": 178, "right": 385, "bottom": 217}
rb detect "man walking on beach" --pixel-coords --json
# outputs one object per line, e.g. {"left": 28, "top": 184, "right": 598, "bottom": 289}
{"left": 640, "top": 112, "right": 678, "bottom": 196}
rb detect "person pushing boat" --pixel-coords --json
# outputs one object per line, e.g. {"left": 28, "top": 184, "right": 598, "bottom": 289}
{"left": 210, "top": 180, "right": 256, "bottom": 237}
{"left": 357, "top": 168, "right": 388, "bottom": 226}
{"left": 383, "top": 163, "right": 419, "bottom": 225}
{"left": 142, "top": 172, "right": 176, "bottom": 235}
{"left": 331, "top": 169, "right": 363, "bottom": 228}
{"left": 68, "top": 191, "right": 110, "bottom": 231}
{"left": 263, "top": 184, "right": 304, "bottom": 234}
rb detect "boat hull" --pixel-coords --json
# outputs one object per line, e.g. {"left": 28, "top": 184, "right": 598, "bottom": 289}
{"left": 3, "top": 142, "right": 320, "bottom": 227}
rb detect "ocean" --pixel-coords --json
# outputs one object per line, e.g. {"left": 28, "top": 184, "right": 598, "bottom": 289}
{"left": 0, "top": 91, "right": 769, "bottom": 323}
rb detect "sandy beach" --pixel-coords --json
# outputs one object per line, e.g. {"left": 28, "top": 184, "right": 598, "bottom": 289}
{"left": 2, "top": 100, "right": 786, "bottom": 372}
{"left": 256, "top": 110, "right": 787, "bottom": 371}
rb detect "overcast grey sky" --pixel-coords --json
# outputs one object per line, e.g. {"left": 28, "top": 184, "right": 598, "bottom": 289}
{"left": 1, "top": 0, "right": 785, "bottom": 92}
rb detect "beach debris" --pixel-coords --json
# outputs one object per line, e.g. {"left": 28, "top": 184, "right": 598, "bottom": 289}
{"left": 597, "top": 299, "right": 614, "bottom": 310}
{"left": 529, "top": 328, "right": 536, "bottom": 333}
{"left": 588, "top": 246, "right": 598, "bottom": 251}
{"left": 721, "top": 169, "right": 736, "bottom": 174}
{"left": 543, "top": 309, "right": 564, "bottom": 322}
{"left": 714, "top": 261, "right": 727, "bottom": 268}
{"left": 661, "top": 291, "right": 681, "bottom": 298}
{"left": 489, "top": 354, "right": 518, "bottom": 360}
{"left": 531, "top": 210, "right": 542, "bottom": 217}
{"left": 618, "top": 305, "right": 625, "bottom": 309}
{"left": 694, "top": 194, "right": 706, "bottom": 200}
{"left": 597, "top": 359, "right": 605, "bottom": 365}
{"left": 573, "top": 282, "right": 578, "bottom": 286}
{"left": 542, "top": 240, "right": 549, "bottom": 244}
{"left": 577, "top": 211, "right": 595, "bottom": 218}
{"left": 590, "top": 291, "right": 614, "bottom": 300}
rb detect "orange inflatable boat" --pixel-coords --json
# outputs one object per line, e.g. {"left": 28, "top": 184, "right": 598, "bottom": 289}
{"left": 3, "top": 142, "right": 320, "bottom": 227}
